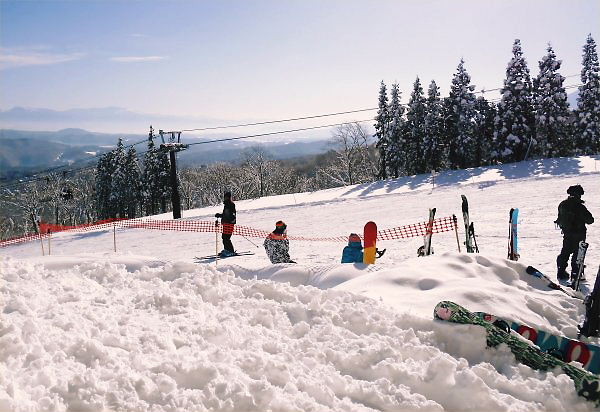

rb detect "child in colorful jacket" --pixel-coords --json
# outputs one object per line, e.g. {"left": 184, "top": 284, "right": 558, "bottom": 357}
{"left": 341, "top": 233, "right": 363, "bottom": 263}
{"left": 264, "top": 221, "right": 295, "bottom": 264}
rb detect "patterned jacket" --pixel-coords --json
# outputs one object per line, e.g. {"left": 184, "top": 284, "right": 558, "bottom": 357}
{"left": 264, "top": 233, "right": 293, "bottom": 264}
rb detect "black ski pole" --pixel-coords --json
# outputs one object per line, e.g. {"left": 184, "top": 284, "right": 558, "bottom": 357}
{"left": 242, "top": 234, "right": 260, "bottom": 248}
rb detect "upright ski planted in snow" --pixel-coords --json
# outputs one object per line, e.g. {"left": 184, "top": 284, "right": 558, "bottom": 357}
{"left": 363, "top": 221, "right": 377, "bottom": 264}
{"left": 572, "top": 241, "right": 589, "bottom": 291}
{"left": 461, "top": 195, "right": 474, "bottom": 253}
{"left": 469, "top": 222, "right": 479, "bottom": 253}
{"left": 422, "top": 208, "right": 436, "bottom": 256}
{"left": 508, "top": 208, "right": 520, "bottom": 261}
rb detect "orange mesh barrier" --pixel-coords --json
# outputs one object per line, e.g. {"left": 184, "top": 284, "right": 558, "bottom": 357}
{"left": 1, "top": 216, "right": 457, "bottom": 247}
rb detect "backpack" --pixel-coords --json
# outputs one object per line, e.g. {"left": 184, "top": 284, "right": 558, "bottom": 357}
{"left": 555, "top": 201, "right": 577, "bottom": 231}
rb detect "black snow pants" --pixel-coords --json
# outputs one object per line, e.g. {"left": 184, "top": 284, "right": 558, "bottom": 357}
{"left": 557, "top": 232, "right": 586, "bottom": 276}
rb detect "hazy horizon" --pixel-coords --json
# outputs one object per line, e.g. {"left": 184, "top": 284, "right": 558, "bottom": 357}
{"left": 1, "top": 0, "right": 598, "bottom": 134}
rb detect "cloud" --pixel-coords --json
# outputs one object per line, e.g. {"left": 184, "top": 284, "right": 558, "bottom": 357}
{"left": 110, "top": 56, "right": 167, "bottom": 63}
{"left": 0, "top": 48, "right": 83, "bottom": 69}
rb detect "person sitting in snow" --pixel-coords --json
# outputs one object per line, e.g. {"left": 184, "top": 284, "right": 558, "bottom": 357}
{"left": 341, "top": 233, "right": 364, "bottom": 263}
{"left": 341, "top": 233, "right": 386, "bottom": 263}
{"left": 264, "top": 221, "right": 295, "bottom": 264}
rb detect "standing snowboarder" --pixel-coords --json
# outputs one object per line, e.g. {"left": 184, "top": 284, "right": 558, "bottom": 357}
{"left": 263, "top": 221, "right": 295, "bottom": 264}
{"left": 555, "top": 185, "right": 594, "bottom": 281}
{"left": 215, "top": 191, "right": 236, "bottom": 257}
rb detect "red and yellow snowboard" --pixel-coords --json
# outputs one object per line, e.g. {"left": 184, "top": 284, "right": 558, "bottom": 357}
{"left": 363, "top": 221, "right": 377, "bottom": 264}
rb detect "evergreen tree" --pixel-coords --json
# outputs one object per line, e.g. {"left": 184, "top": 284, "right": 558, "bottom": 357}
{"left": 95, "top": 151, "right": 115, "bottom": 219}
{"left": 374, "top": 81, "right": 390, "bottom": 180}
{"left": 123, "top": 146, "right": 142, "bottom": 217}
{"left": 473, "top": 97, "right": 496, "bottom": 166}
{"left": 110, "top": 138, "right": 128, "bottom": 217}
{"left": 533, "top": 44, "right": 572, "bottom": 158}
{"left": 423, "top": 80, "right": 445, "bottom": 172}
{"left": 575, "top": 34, "right": 600, "bottom": 154}
{"left": 447, "top": 59, "right": 477, "bottom": 168}
{"left": 142, "top": 126, "right": 171, "bottom": 215}
{"left": 493, "top": 39, "right": 535, "bottom": 163}
{"left": 386, "top": 83, "right": 406, "bottom": 178}
{"left": 404, "top": 77, "right": 427, "bottom": 175}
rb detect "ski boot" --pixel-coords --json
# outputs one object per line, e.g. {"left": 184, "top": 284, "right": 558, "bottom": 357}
{"left": 557, "top": 269, "right": 569, "bottom": 281}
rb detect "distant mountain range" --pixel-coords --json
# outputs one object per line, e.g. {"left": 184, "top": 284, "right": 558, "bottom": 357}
{"left": 0, "top": 128, "right": 333, "bottom": 181}
{"left": 0, "top": 106, "right": 226, "bottom": 134}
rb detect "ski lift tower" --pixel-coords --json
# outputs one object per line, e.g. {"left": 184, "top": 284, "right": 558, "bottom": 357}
{"left": 159, "top": 130, "right": 189, "bottom": 219}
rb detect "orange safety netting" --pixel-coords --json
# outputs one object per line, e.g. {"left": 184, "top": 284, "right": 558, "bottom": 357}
{"left": 1, "top": 216, "right": 457, "bottom": 248}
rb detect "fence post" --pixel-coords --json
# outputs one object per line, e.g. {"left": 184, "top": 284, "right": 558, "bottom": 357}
{"left": 48, "top": 230, "right": 52, "bottom": 255}
{"left": 453, "top": 214, "right": 461, "bottom": 253}
{"left": 113, "top": 224, "right": 117, "bottom": 252}
{"left": 215, "top": 219, "right": 219, "bottom": 266}
{"left": 39, "top": 233, "right": 45, "bottom": 256}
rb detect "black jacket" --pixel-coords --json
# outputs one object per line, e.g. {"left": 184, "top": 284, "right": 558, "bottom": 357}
{"left": 217, "top": 199, "right": 236, "bottom": 224}
{"left": 557, "top": 196, "right": 594, "bottom": 234}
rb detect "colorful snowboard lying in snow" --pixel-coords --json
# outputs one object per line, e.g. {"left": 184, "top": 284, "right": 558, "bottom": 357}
{"left": 434, "top": 301, "right": 600, "bottom": 405}
{"left": 473, "top": 311, "right": 600, "bottom": 374}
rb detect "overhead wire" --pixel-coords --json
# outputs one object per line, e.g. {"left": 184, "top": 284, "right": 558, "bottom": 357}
{"left": 176, "top": 107, "right": 378, "bottom": 133}
{"left": 0, "top": 118, "right": 376, "bottom": 190}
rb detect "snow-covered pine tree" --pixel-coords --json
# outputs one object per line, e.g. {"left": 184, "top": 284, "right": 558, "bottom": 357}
{"left": 423, "top": 80, "right": 445, "bottom": 172}
{"left": 575, "top": 34, "right": 600, "bottom": 154}
{"left": 386, "top": 83, "right": 406, "bottom": 178}
{"left": 473, "top": 96, "right": 496, "bottom": 166}
{"left": 95, "top": 150, "right": 115, "bottom": 219}
{"left": 447, "top": 59, "right": 477, "bottom": 169}
{"left": 404, "top": 77, "right": 427, "bottom": 175}
{"left": 374, "top": 81, "right": 390, "bottom": 180}
{"left": 493, "top": 39, "right": 535, "bottom": 163}
{"left": 142, "top": 126, "right": 171, "bottom": 215}
{"left": 110, "top": 138, "right": 129, "bottom": 217}
{"left": 123, "top": 146, "right": 142, "bottom": 217}
{"left": 533, "top": 44, "right": 572, "bottom": 158}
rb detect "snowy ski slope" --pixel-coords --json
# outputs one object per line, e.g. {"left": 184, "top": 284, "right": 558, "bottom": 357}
{"left": 2, "top": 155, "right": 600, "bottom": 411}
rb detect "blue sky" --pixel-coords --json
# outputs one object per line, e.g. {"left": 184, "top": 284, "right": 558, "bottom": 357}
{"left": 0, "top": 0, "right": 598, "bottom": 133}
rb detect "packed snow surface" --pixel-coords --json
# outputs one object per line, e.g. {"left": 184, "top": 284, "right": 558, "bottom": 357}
{"left": 2, "top": 155, "right": 600, "bottom": 411}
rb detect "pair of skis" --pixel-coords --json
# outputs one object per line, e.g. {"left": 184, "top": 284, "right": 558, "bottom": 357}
{"left": 195, "top": 251, "right": 254, "bottom": 262}
{"left": 418, "top": 208, "right": 436, "bottom": 257}
{"left": 473, "top": 310, "right": 600, "bottom": 374}
{"left": 423, "top": 196, "right": 477, "bottom": 256}
{"left": 435, "top": 300, "right": 600, "bottom": 406}
{"left": 461, "top": 195, "right": 478, "bottom": 253}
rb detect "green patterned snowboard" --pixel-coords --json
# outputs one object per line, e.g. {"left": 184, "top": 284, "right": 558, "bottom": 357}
{"left": 434, "top": 300, "right": 600, "bottom": 405}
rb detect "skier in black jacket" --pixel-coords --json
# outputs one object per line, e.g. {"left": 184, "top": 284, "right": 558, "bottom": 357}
{"left": 215, "top": 191, "right": 236, "bottom": 257}
{"left": 555, "top": 185, "right": 594, "bottom": 280}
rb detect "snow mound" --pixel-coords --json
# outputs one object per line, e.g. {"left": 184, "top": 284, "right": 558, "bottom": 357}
{"left": 0, "top": 255, "right": 592, "bottom": 411}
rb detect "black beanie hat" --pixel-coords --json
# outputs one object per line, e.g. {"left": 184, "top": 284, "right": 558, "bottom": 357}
{"left": 567, "top": 185, "right": 584, "bottom": 197}
{"left": 274, "top": 220, "right": 287, "bottom": 234}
